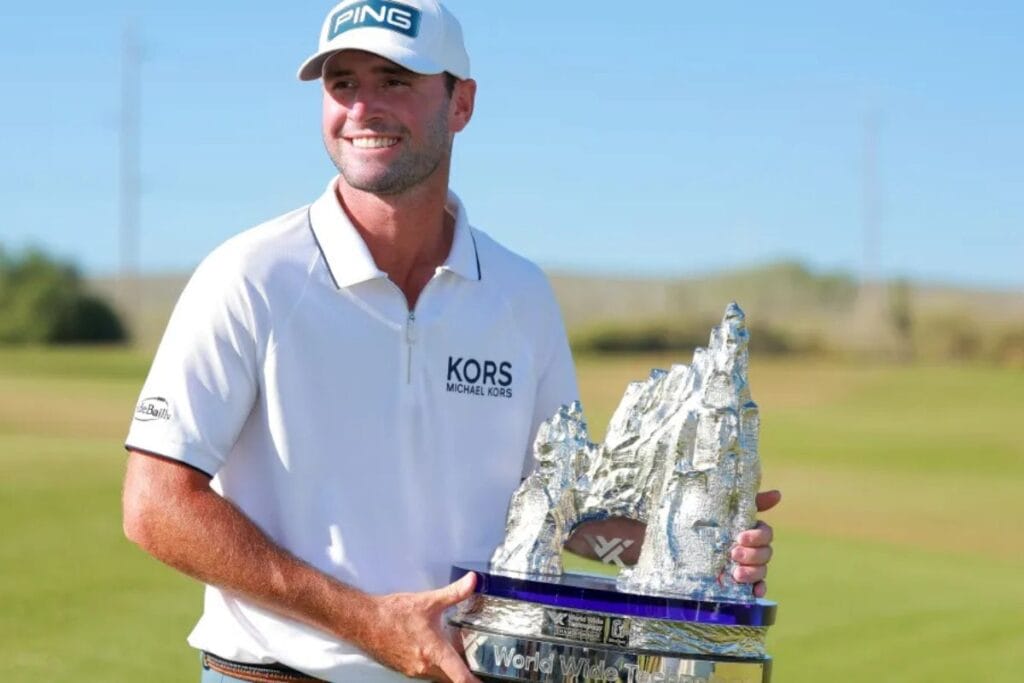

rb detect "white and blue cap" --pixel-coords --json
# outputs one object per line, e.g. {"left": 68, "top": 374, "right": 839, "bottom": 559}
{"left": 297, "top": 0, "right": 471, "bottom": 81}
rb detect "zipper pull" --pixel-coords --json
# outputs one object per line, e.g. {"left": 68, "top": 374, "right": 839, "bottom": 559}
{"left": 406, "top": 312, "right": 417, "bottom": 345}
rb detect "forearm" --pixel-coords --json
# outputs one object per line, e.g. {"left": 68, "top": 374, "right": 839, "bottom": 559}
{"left": 124, "top": 452, "right": 488, "bottom": 680}
{"left": 122, "top": 452, "right": 376, "bottom": 646}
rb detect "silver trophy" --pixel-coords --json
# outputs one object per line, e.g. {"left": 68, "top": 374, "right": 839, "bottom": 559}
{"left": 451, "top": 303, "right": 776, "bottom": 682}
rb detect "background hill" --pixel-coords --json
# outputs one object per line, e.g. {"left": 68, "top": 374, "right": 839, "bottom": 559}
{"left": 552, "top": 262, "right": 1024, "bottom": 329}
{"left": 88, "top": 262, "right": 1024, "bottom": 363}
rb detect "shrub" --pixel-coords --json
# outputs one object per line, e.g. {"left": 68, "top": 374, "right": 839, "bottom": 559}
{"left": 989, "top": 327, "right": 1024, "bottom": 368}
{"left": 0, "top": 247, "right": 127, "bottom": 344}
{"left": 570, "top": 318, "right": 796, "bottom": 356}
{"left": 913, "top": 313, "right": 982, "bottom": 362}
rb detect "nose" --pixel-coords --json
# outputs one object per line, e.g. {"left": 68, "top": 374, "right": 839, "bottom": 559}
{"left": 345, "top": 88, "right": 385, "bottom": 124}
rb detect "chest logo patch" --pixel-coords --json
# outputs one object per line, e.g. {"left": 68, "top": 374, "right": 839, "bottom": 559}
{"left": 447, "top": 357, "right": 513, "bottom": 399}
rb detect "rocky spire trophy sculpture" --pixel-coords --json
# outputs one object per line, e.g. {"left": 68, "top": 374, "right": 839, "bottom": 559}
{"left": 450, "top": 304, "right": 778, "bottom": 682}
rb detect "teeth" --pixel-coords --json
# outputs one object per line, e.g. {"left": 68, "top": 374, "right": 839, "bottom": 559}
{"left": 351, "top": 137, "right": 399, "bottom": 149}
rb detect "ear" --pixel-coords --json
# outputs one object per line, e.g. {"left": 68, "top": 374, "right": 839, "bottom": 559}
{"left": 449, "top": 78, "right": 477, "bottom": 133}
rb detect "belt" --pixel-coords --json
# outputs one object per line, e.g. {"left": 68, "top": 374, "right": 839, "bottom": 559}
{"left": 202, "top": 652, "right": 324, "bottom": 682}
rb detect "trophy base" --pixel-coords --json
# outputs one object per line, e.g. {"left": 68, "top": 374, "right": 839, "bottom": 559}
{"left": 454, "top": 629, "right": 770, "bottom": 683}
{"left": 450, "top": 563, "right": 776, "bottom": 683}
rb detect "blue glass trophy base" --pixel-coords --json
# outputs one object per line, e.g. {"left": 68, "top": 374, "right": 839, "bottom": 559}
{"left": 449, "top": 563, "right": 776, "bottom": 683}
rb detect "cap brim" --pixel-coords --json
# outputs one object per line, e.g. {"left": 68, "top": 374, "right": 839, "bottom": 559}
{"left": 296, "top": 32, "right": 447, "bottom": 81}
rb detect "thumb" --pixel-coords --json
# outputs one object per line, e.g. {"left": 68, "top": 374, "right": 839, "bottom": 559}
{"left": 434, "top": 571, "right": 477, "bottom": 607}
{"left": 755, "top": 489, "right": 782, "bottom": 512}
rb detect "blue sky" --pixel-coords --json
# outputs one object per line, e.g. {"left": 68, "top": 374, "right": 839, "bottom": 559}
{"left": 1, "top": 1, "right": 1022, "bottom": 289}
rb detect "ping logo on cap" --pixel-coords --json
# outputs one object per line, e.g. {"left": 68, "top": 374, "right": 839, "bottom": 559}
{"left": 328, "top": 0, "right": 422, "bottom": 40}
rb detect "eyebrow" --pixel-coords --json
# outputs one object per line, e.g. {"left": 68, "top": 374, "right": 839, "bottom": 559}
{"left": 324, "top": 65, "right": 420, "bottom": 79}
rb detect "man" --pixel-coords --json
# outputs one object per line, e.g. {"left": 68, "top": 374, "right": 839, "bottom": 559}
{"left": 122, "top": 2, "right": 778, "bottom": 682}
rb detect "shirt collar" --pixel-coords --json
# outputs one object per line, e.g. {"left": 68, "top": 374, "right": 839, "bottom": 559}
{"left": 308, "top": 178, "right": 481, "bottom": 289}
{"left": 440, "top": 190, "right": 483, "bottom": 282}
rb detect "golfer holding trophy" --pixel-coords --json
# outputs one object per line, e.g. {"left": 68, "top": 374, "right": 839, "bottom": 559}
{"left": 122, "top": 0, "right": 778, "bottom": 679}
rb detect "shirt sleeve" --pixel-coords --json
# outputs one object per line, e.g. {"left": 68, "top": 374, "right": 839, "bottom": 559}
{"left": 521, "top": 279, "right": 580, "bottom": 479}
{"left": 125, "top": 250, "right": 262, "bottom": 476}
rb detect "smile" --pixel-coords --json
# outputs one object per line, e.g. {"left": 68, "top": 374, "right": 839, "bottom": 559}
{"left": 349, "top": 136, "right": 401, "bottom": 149}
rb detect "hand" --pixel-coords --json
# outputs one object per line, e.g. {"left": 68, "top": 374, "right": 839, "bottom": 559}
{"left": 563, "top": 517, "right": 646, "bottom": 566}
{"left": 730, "top": 490, "right": 781, "bottom": 598}
{"left": 364, "top": 572, "right": 482, "bottom": 682}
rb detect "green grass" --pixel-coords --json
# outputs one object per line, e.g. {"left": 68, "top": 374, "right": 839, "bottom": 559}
{"left": 573, "top": 353, "right": 1024, "bottom": 681}
{"left": 0, "top": 347, "right": 199, "bottom": 682}
{"left": 2, "top": 348, "right": 1022, "bottom": 681}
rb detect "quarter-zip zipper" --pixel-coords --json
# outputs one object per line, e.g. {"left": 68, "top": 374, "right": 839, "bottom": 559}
{"left": 390, "top": 271, "right": 442, "bottom": 386}
{"left": 405, "top": 311, "right": 417, "bottom": 384}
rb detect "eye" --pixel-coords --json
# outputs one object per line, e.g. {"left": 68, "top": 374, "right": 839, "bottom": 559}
{"left": 384, "top": 78, "right": 410, "bottom": 89}
{"left": 330, "top": 79, "right": 356, "bottom": 91}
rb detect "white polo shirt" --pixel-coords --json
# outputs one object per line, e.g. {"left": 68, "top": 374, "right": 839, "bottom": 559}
{"left": 125, "top": 179, "right": 578, "bottom": 682}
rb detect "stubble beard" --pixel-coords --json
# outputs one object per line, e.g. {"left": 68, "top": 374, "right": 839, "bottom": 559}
{"left": 328, "top": 102, "right": 452, "bottom": 196}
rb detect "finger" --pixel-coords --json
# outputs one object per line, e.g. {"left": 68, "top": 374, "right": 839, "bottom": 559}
{"left": 753, "top": 580, "right": 767, "bottom": 599}
{"left": 736, "top": 521, "right": 774, "bottom": 548}
{"left": 732, "top": 564, "right": 767, "bottom": 584}
{"left": 435, "top": 643, "right": 482, "bottom": 683}
{"left": 446, "top": 623, "right": 466, "bottom": 656}
{"left": 755, "top": 489, "right": 782, "bottom": 512}
{"left": 730, "top": 545, "right": 773, "bottom": 566}
{"left": 433, "top": 572, "right": 477, "bottom": 608}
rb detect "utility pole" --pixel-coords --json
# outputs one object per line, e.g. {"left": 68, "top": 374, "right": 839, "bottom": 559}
{"left": 857, "top": 112, "right": 884, "bottom": 329}
{"left": 118, "top": 19, "right": 142, "bottom": 333}
{"left": 853, "top": 109, "right": 905, "bottom": 357}
{"left": 862, "top": 112, "right": 881, "bottom": 296}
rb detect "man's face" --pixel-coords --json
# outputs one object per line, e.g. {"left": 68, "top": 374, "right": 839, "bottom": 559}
{"left": 321, "top": 50, "right": 473, "bottom": 196}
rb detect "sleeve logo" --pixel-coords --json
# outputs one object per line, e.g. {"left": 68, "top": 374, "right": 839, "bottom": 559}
{"left": 328, "top": 1, "right": 421, "bottom": 40}
{"left": 134, "top": 397, "right": 171, "bottom": 422}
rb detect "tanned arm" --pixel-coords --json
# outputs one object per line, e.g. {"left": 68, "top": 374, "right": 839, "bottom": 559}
{"left": 122, "top": 451, "right": 479, "bottom": 683}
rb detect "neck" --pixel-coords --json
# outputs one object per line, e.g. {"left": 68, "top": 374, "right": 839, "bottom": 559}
{"left": 335, "top": 171, "right": 454, "bottom": 309}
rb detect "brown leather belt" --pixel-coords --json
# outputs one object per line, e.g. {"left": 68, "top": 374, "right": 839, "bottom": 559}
{"left": 202, "top": 652, "right": 324, "bottom": 682}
